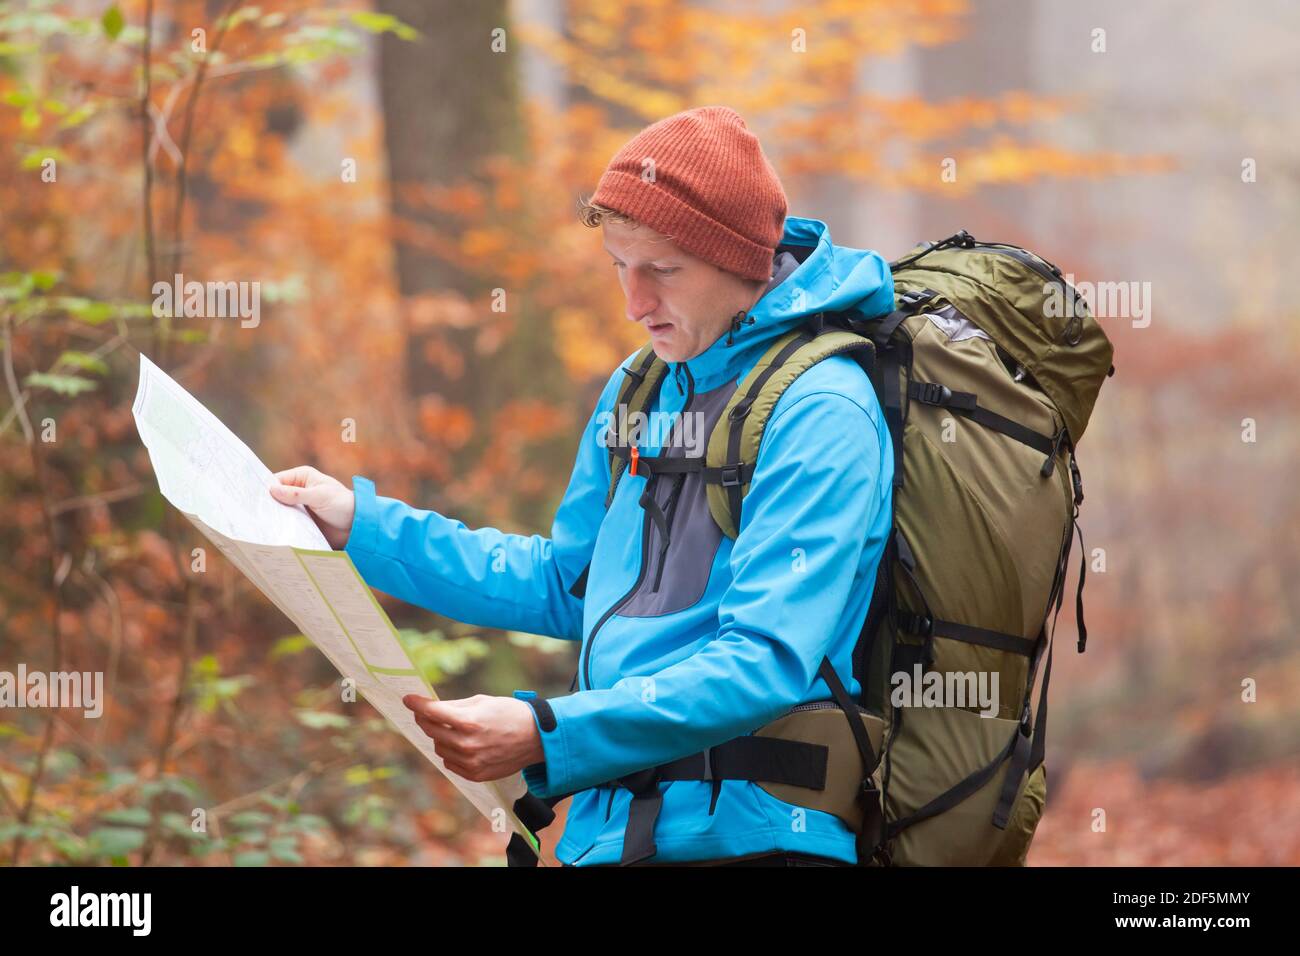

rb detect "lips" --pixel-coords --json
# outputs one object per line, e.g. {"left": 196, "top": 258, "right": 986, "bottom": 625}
{"left": 648, "top": 322, "right": 672, "bottom": 333}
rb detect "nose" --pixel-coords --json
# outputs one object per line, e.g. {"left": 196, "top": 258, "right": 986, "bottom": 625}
{"left": 623, "top": 270, "right": 659, "bottom": 324}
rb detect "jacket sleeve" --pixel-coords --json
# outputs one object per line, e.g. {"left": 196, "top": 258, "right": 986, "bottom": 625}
{"left": 343, "top": 362, "right": 628, "bottom": 642}
{"left": 522, "top": 378, "right": 887, "bottom": 796}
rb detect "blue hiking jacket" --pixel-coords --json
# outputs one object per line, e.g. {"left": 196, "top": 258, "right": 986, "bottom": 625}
{"left": 344, "top": 216, "right": 895, "bottom": 864}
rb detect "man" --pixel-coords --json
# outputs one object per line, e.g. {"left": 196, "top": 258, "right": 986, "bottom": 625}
{"left": 269, "top": 106, "right": 896, "bottom": 865}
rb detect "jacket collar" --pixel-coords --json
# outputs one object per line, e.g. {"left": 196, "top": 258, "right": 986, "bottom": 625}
{"left": 666, "top": 216, "right": 893, "bottom": 393}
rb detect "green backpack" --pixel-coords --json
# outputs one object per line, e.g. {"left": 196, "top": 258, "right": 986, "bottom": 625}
{"left": 851, "top": 230, "right": 1114, "bottom": 865}
{"left": 541, "top": 230, "right": 1114, "bottom": 867}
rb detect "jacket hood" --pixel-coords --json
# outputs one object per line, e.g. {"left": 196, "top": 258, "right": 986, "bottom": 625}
{"left": 674, "top": 216, "right": 895, "bottom": 391}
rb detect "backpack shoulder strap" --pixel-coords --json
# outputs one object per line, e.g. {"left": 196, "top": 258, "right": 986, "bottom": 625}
{"left": 604, "top": 344, "right": 670, "bottom": 507}
{"left": 704, "top": 327, "right": 875, "bottom": 539}
{"left": 569, "top": 345, "right": 669, "bottom": 606}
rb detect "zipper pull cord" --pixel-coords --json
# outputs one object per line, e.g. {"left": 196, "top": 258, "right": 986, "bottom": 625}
{"left": 725, "top": 309, "right": 755, "bottom": 346}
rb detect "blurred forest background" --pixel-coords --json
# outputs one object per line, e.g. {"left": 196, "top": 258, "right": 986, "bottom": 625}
{"left": 1, "top": 0, "right": 1297, "bottom": 866}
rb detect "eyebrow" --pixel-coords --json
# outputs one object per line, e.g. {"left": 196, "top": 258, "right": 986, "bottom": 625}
{"left": 602, "top": 245, "right": 680, "bottom": 267}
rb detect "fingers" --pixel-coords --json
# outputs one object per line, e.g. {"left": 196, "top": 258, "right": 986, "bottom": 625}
{"left": 413, "top": 714, "right": 472, "bottom": 756}
{"left": 402, "top": 696, "right": 499, "bottom": 780}
{"left": 270, "top": 481, "right": 333, "bottom": 510}
{"left": 402, "top": 695, "right": 468, "bottom": 728}
{"left": 271, "top": 465, "right": 321, "bottom": 488}
{"left": 413, "top": 712, "right": 470, "bottom": 749}
{"left": 410, "top": 709, "right": 479, "bottom": 773}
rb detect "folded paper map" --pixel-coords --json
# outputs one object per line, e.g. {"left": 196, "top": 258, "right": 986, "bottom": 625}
{"left": 132, "top": 354, "right": 537, "bottom": 860}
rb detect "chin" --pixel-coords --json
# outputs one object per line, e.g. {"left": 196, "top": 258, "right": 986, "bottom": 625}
{"left": 650, "top": 334, "right": 684, "bottom": 361}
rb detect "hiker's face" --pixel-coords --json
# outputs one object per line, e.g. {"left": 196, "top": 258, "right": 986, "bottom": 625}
{"left": 602, "top": 220, "right": 764, "bottom": 363}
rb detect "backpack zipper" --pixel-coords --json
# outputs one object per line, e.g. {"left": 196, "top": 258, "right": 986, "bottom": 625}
{"left": 896, "top": 232, "right": 1069, "bottom": 291}
{"left": 967, "top": 241, "right": 1065, "bottom": 286}
{"left": 785, "top": 700, "right": 869, "bottom": 715}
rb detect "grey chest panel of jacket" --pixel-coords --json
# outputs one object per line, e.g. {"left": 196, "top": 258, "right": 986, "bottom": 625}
{"left": 619, "top": 378, "right": 736, "bottom": 618}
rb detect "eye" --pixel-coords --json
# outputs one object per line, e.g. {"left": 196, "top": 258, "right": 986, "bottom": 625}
{"left": 652, "top": 266, "right": 679, "bottom": 277}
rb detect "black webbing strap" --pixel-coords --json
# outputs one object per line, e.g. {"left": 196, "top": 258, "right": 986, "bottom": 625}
{"left": 855, "top": 288, "right": 928, "bottom": 494}
{"left": 1027, "top": 635, "right": 1053, "bottom": 776}
{"left": 607, "top": 446, "right": 701, "bottom": 475}
{"left": 990, "top": 612, "right": 1060, "bottom": 830}
{"left": 568, "top": 563, "right": 589, "bottom": 600}
{"left": 991, "top": 628, "right": 1047, "bottom": 830}
{"left": 895, "top": 612, "right": 1038, "bottom": 657}
{"left": 661, "top": 736, "right": 828, "bottom": 786}
{"left": 1071, "top": 515, "right": 1088, "bottom": 653}
{"left": 886, "top": 725, "right": 1021, "bottom": 840}
{"left": 869, "top": 310, "right": 908, "bottom": 349}
{"left": 853, "top": 552, "right": 892, "bottom": 698}
{"left": 879, "top": 345, "right": 906, "bottom": 489}
{"left": 617, "top": 767, "right": 665, "bottom": 866}
{"left": 862, "top": 289, "right": 935, "bottom": 349}
{"left": 610, "top": 733, "right": 828, "bottom": 865}
{"left": 506, "top": 791, "right": 568, "bottom": 867}
{"left": 907, "top": 379, "right": 1058, "bottom": 459}
{"left": 604, "top": 445, "right": 759, "bottom": 488}
{"left": 817, "top": 656, "right": 885, "bottom": 863}
{"left": 817, "top": 658, "right": 877, "bottom": 776}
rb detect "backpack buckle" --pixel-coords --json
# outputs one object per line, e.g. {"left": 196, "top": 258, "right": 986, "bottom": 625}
{"left": 720, "top": 464, "right": 742, "bottom": 487}
{"left": 728, "top": 400, "right": 752, "bottom": 422}
{"left": 1069, "top": 453, "right": 1084, "bottom": 506}
{"left": 916, "top": 382, "right": 951, "bottom": 405}
{"left": 898, "top": 610, "right": 933, "bottom": 637}
{"left": 898, "top": 289, "right": 936, "bottom": 311}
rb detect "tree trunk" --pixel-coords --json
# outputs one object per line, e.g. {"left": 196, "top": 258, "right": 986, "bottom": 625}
{"left": 375, "top": 0, "right": 523, "bottom": 406}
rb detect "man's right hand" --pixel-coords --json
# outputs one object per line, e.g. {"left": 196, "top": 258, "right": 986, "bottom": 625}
{"left": 269, "top": 466, "right": 356, "bottom": 550}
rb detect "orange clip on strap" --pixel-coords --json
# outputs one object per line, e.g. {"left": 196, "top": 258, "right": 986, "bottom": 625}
{"left": 629, "top": 445, "right": 639, "bottom": 477}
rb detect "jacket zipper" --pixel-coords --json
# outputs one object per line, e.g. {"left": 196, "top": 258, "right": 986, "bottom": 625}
{"left": 581, "top": 501, "right": 652, "bottom": 691}
{"left": 579, "top": 361, "right": 694, "bottom": 691}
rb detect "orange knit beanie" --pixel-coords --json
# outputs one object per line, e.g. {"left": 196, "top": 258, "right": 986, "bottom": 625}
{"left": 590, "top": 106, "right": 788, "bottom": 282}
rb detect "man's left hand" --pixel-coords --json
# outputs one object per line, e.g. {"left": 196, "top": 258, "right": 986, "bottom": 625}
{"left": 402, "top": 694, "right": 544, "bottom": 783}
